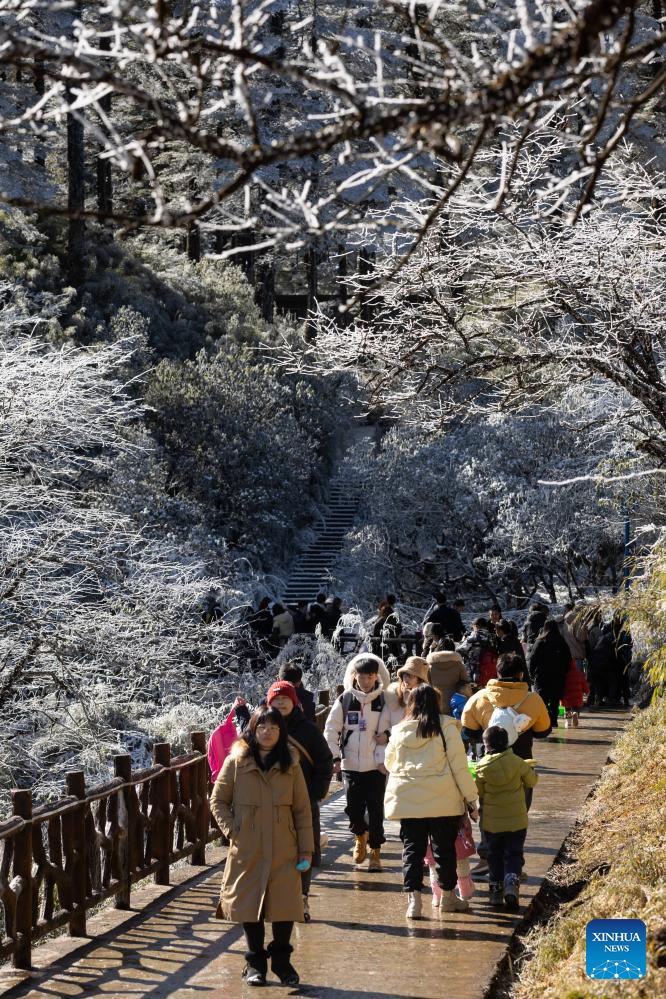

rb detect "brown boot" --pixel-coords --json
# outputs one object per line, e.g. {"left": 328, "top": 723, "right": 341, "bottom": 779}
{"left": 352, "top": 832, "right": 368, "bottom": 865}
{"left": 368, "top": 847, "right": 382, "bottom": 872}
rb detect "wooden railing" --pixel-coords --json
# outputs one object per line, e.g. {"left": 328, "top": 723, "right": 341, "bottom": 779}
{"left": 0, "top": 732, "right": 216, "bottom": 970}
{"left": 1, "top": 694, "right": 334, "bottom": 970}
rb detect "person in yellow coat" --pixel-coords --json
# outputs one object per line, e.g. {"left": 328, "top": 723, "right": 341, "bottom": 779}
{"left": 384, "top": 684, "right": 479, "bottom": 920}
{"left": 210, "top": 706, "right": 313, "bottom": 988}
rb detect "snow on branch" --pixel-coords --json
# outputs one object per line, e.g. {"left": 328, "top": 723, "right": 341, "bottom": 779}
{"left": 0, "top": 1, "right": 663, "bottom": 248}
{"left": 0, "top": 290, "right": 249, "bottom": 807}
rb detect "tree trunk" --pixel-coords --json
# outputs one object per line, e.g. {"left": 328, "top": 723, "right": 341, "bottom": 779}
{"left": 67, "top": 94, "right": 86, "bottom": 286}
{"left": 305, "top": 245, "right": 318, "bottom": 338}
{"left": 255, "top": 260, "right": 275, "bottom": 322}
{"left": 337, "top": 244, "right": 349, "bottom": 327}
{"left": 186, "top": 222, "right": 201, "bottom": 262}
{"left": 96, "top": 28, "right": 113, "bottom": 218}
{"left": 33, "top": 60, "right": 46, "bottom": 167}
{"left": 66, "top": 3, "right": 85, "bottom": 286}
{"left": 359, "top": 248, "right": 376, "bottom": 323}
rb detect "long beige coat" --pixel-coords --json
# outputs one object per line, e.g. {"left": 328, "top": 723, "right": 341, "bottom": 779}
{"left": 210, "top": 741, "right": 314, "bottom": 923}
{"left": 427, "top": 651, "right": 469, "bottom": 715}
{"left": 384, "top": 716, "right": 478, "bottom": 821}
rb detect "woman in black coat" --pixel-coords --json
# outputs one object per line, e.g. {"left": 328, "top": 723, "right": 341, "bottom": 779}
{"left": 528, "top": 620, "right": 571, "bottom": 726}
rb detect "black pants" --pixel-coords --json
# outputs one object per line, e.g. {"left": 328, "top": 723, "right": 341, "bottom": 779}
{"left": 485, "top": 829, "right": 527, "bottom": 884}
{"left": 539, "top": 691, "right": 561, "bottom": 727}
{"left": 478, "top": 788, "right": 532, "bottom": 862}
{"left": 243, "top": 920, "right": 293, "bottom": 961}
{"left": 400, "top": 816, "right": 459, "bottom": 892}
{"left": 301, "top": 798, "right": 321, "bottom": 896}
{"left": 343, "top": 770, "right": 386, "bottom": 848}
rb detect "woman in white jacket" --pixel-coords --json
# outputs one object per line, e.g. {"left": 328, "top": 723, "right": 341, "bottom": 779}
{"left": 385, "top": 684, "right": 479, "bottom": 919}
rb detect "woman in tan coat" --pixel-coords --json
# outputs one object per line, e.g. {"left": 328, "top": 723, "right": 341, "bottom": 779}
{"left": 210, "top": 706, "right": 314, "bottom": 987}
{"left": 427, "top": 642, "right": 470, "bottom": 716}
{"left": 384, "top": 684, "right": 479, "bottom": 920}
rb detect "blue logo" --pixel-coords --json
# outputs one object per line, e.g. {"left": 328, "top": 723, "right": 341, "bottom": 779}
{"left": 586, "top": 919, "right": 646, "bottom": 980}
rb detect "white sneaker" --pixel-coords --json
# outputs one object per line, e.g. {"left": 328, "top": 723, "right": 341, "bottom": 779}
{"left": 406, "top": 891, "right": 422, "bottom": 919}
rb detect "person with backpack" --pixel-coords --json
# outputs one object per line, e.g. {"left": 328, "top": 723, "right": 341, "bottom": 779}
{"left": 457, "top": 618, "right": 498, "bottom": 687}
{"left": 528, "top": 619, "right": 571, "bottom": 727}
{"left": 461, "top": 653, "right": 551, "bottom": 876}
{"left": 384, "top": 684, "right": 479, "bottom": 918}
{"left": 324, "top": 652, "right": 389, "bottom": 871}
{"left": 462, "top": 654, "right": 552, "bottom": 763}
{"left": 265, "top": 680, "right": 333, "bottom": 922}
{"left": 475, "top": 725, "right": 538, "bottom": 911}
{"left": 210, "top": 706, "right": 313, "bottom": 988}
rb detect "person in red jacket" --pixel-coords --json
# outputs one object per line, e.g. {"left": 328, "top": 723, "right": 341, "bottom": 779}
{"left": 560, "top": 659, "right": 590, "bottom": 728}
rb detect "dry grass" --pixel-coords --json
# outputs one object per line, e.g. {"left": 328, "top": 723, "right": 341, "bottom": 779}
{"left": 512, "top": 697, "right": 666, "bottom": 999}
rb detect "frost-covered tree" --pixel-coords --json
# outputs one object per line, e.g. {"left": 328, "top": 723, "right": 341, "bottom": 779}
{"left": 146, "top": 348, "right": 350, "bottom": 565}
{"left": 0, "top": 286, "right": 260, "bottom": 808}
{"left": 331, "top": 403, "right": 626, "bottom": 607}
{"left": 292, "top": 153, "right": 666, "bottom": 460}
{"left": 0, "top": 1, "right": 663, "bottom": 251}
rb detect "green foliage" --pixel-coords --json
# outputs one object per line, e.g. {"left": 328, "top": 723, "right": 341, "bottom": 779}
{"left": 58, "top": 236, "right": 268, "bottom": 358}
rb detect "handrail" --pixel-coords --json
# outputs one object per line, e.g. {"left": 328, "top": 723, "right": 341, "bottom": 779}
{"left": 0, "top": 689, "right": 333, "bottom": 970}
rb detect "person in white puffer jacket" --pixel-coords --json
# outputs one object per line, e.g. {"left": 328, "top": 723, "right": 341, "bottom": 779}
{"left": 325, "top": 653, "right": 390, "bottom": 871}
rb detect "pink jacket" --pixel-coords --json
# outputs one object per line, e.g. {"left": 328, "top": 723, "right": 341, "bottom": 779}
{"left": 207, "top": 710, "right": 239, "bottom": 783}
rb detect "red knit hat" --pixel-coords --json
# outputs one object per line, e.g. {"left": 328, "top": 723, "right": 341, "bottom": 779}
{"left": 266, "top": 680, "right": 300, "bottom": 708}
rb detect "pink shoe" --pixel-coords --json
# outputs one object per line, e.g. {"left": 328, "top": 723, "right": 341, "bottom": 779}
{"left": 429, "top": 868, "right": 442, "bottom": 907}
{"left": 457, "top": 875, "right": 475, "bottom": 901}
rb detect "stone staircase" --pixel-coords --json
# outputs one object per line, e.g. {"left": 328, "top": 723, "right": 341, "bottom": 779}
{"left": 281, "top": 474, "right": 366, "bottom": 604}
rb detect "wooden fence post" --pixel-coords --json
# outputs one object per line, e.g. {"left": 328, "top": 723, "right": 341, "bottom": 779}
{"left": 11, "top": 789, "right": 33, "bottom": 969}
{"left": 318, "top": 690, "right": 330, "bottom": 707}
{"left": 190, "top": 731, "right": 209, "bottom": 866}
{"left": 153, "top": 743, "right": 171, "bottom": 885}
{"left": 113, "top": 754, "right": 132, "bottom": 910}
{"left": 65, "top": 771, "right": 87, "bottom": 937}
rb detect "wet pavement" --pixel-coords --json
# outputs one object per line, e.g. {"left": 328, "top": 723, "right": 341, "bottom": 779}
{"left": 0, "top": 710, "right": 626, "bottom": 999}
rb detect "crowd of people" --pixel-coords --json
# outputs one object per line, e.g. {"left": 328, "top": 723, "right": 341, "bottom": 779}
{"left": 242, "top": 593, "right": 344, "bottom": 654}
{"left": 208, "top": 594, "right": 633, "bottom": 988}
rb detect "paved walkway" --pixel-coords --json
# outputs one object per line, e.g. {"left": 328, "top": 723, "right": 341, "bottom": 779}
{"left": 0, "top": 710, "right": 626, "bottom": 999}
